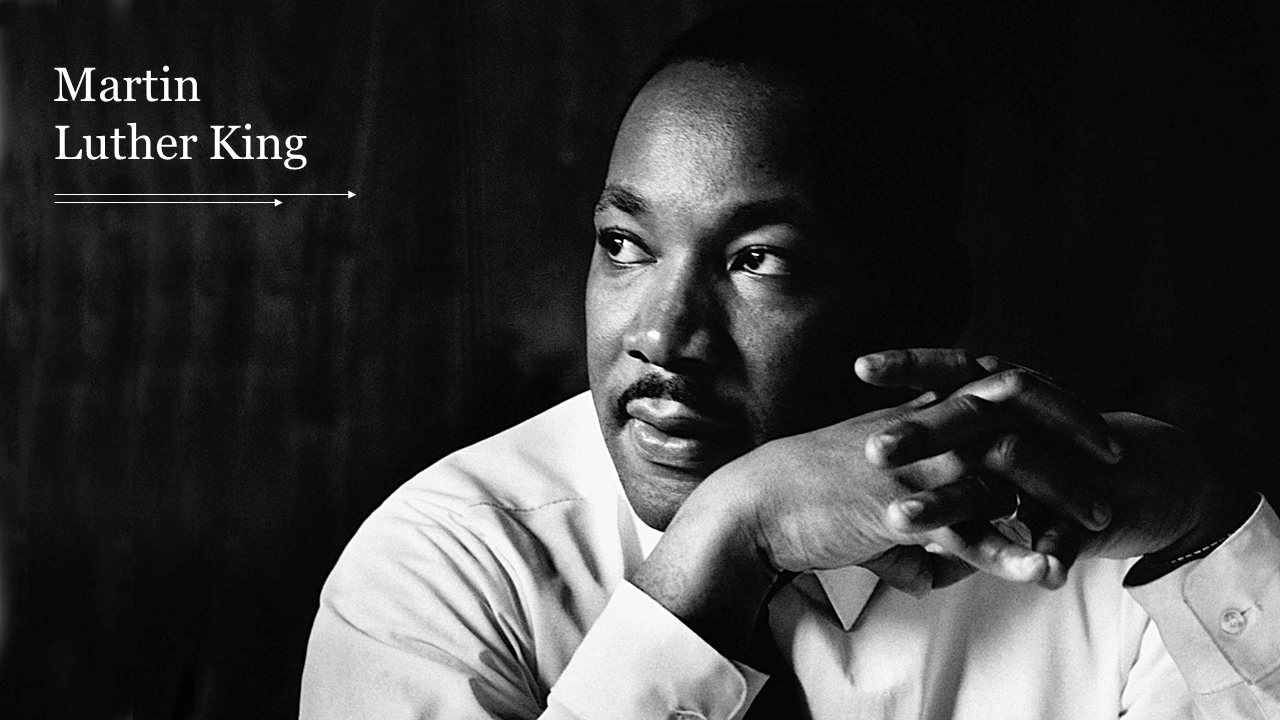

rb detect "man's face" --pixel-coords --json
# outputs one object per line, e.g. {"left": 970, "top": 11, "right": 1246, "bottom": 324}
{"left": 587, "top": 62, "right": 885, "bottom": 529}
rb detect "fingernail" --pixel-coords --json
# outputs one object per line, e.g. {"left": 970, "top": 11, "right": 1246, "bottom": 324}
{"left": 1090, "top": 501, "right": 1111, "bottom": 530}
{"left": 868, "top": 433, "right": 901, "bottom": 465}
{"left": 859, "top": 354, "right": 885, "bottom": 372}
{"left": 897, "top": 499, "right": 926, "bottom": 520}
{"left": 907, "top": 390, "right": 939, "bottom": 408}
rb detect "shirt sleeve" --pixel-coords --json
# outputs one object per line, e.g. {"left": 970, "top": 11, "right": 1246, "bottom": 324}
{"left": 1127, "top": 494, "right": 1280, "bottom": 718}
{"left": 299, "top": 503, "right": 549, "bottom": 719}
{"left": 301, "top": 501, "right": 769, "bottom": 720}
{"left": 547, "top": 581, "right": 769, "bottom": 720}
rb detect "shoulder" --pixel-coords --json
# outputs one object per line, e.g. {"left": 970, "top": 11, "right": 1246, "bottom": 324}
{"left": 397, "top": 390, "right": 615, "bottom": 515}
{"left": 306, "top": 394, "right": 618, "bottom": 712}
{"left": 321, "top": 391, "right": 620, "bottom": 607}
{"left": 315, "top": 392, "right": 625, "bottom": 676}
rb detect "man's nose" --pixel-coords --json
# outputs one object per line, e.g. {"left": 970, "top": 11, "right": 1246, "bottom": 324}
{"left": 623, "top": 263, "right": 720, "bottom": 373}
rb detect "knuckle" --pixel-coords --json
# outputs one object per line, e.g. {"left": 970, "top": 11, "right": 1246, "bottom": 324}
{"left": 952, "top": 393, "right": 994, "bottom": 423}
{"left": 876, "top": 408, "right": 912, "bottom": 429}
{"left": 892, "top": 419, "right": 929, "bottom": 444}
{"left": 989, "top": 433, "right": 1021, "bottom": 469}
{"left": 947, "top": 349, "right": 975, "bottom": 370}
{"left": 882, "top": 348, "right": 911, "bottom": 371}
{"left": 999, "top": 368, "right": 1033, "bottom": 395}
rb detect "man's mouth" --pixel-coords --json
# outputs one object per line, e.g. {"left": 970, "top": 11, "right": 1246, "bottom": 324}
{"left": 624, "top": 397, "right": 745, "bottom": 471}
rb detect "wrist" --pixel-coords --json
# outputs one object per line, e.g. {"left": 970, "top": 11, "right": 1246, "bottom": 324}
{"left": 1126, "top": 487, "right": 1257, "bottom": 586}
{"left": 630, "top": 474, "right": 780, "bottom": 663}
{"left": 1153, "top": 485, "right": 1256, "bottom": 560}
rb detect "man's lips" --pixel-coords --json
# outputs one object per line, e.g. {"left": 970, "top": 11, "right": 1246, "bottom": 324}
{"left": 624, "top": 397, "right": 745, "bottom": 470}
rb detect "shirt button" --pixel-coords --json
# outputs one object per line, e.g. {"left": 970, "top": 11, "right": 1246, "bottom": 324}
{"left": 1220, "top": 609, "right": 1247, "bottom": 635}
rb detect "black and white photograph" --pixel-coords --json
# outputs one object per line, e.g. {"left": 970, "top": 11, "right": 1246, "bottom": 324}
{"left": 1, "top": 1, "right": 1276, "bottom": 718}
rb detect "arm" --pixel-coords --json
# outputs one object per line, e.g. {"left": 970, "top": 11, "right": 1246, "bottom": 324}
{"left": 301, "top": 497, "right": 768, "bottom": 720}
{"left": 300, "top": 506, "right": 548, "bottom": 719}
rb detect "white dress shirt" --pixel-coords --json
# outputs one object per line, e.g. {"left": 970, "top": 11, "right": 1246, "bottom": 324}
{"left": 301, "top": 392, "right": 1280, "bottom": 719}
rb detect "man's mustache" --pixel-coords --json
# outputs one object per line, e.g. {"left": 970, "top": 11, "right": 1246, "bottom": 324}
{"left": 615, "top": 374, "right": 743, "bottom": 424}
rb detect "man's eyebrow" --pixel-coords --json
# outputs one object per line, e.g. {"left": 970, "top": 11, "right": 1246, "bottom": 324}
{"left": 594, "top": 185, "right": 650, "bottom": 216}
{"left": 595, "top": 187, "right": 813, "bottom": 230}
{"left": 722, "top": 197, "right": 815, "bottom": 235}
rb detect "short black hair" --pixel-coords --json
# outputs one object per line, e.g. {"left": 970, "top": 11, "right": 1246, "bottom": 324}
{"left": 634, "top": 3, "right": 971, "bottom": 344}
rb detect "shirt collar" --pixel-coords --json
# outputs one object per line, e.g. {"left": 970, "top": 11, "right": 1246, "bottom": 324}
{"left": 815, "top": 566, "right": 880, "bottom": 631}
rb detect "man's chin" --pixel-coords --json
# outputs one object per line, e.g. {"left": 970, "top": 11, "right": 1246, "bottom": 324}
{"left": 609, "top": 437, "right": 733, "bottom": 531}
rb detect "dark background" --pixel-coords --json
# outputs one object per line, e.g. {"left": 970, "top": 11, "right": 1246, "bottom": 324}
{"left": 0, "top": 1, "right": 1275, "bottom": 717}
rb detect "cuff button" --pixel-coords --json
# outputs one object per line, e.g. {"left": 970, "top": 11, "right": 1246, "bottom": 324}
{"left": 1220, "top": 609, "right": 1247, "bottom": 635}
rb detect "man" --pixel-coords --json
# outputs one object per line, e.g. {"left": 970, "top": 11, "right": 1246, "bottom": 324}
{"left": 301, "top": 6, "right": 1278, "bottom": 718}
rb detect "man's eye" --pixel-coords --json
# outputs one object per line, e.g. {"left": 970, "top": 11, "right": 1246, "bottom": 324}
{"left": 596, "top": 231, "right": 652, "bottom": 265}
{"left": 728, "top": 247, "right": 794, "bottom": 277}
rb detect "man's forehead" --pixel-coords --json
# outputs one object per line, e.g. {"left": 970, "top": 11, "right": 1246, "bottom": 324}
{"left": 603, "top": 63, "right": 815, "bottom": 209}
{"left": 620, "top": 62, "right": 807, "bottom": 149}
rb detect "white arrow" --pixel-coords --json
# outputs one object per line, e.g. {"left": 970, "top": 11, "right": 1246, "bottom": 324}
{"left": 54, "top": 191, "right": 355, "bottom": 198}
{"left": 56, "top": 199, "right": 283, "bottom": 206}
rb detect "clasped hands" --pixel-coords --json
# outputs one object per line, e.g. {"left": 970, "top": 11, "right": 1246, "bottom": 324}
{"left": 750, "top": 348, "right": 1254, "bottom": 595}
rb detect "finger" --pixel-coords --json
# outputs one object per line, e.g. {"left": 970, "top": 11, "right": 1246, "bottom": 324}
{"left": 925, "top": 521, "right": 1051, "bottom": 585}
{"left": 869, "top": 368, "right": 1121, "bottom": 468}
{"left": 973, "top": 354, "right": 1056, "bottom": 385}
{"left": 1031, "top": 521, "right": 1086, "bottom": 590}
{"left": 866, "top": 392, "right": 1006, "bottom": 468}
{"left": 888, "top": 449, "right": 969, "bottom": 494}
{"left": 863, "top": 545, "right": 981, "bottom": 597}
{"left": 961, "top": 369, "right": 1122, "bottom": 465}
{"left": 890, "top": 433, "right": 1112, "bottom": 532}
{"left": 855, "top": 349, "right": 987, "bottom": 394}
{"left": 981, "top": 433, "right": 1112, "bottom": 531}
{"left": 861, "top": 545, "right": 935, "bottom": 599}
{"left": 885, "top": 475, "right": 1019, "bottom": 532}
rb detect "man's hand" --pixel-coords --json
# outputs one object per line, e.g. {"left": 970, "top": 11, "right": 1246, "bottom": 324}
{"left": 630, "top": 389, "right": 1055, "bottom": 663}
{"left": 860, "top": 349, "right": 1258, "bottom": 585}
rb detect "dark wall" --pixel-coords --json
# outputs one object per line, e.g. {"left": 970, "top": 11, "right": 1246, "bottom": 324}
{"left": 0, "top": 1, "right": 1274, "bottom": 717}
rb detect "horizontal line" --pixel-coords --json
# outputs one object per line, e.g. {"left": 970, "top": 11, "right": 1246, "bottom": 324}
{"left": 54, "top": 192, "right": 353, "bottom": 197}
{"left": 55, "top": 200, "right": 279, "bottom": 205}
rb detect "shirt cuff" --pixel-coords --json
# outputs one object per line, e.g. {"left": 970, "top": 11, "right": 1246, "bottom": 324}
{"left": 1128, "top": 494, "right": 1280, "bottom": 693}
{"left": 549, "top": 580, "right": 770, "bottom": 720}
